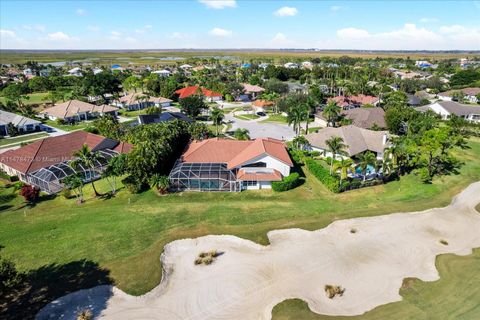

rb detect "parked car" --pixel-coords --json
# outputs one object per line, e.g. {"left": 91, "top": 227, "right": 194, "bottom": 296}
{"left": 256, "top": 112, "right": 267, "bottom": 116}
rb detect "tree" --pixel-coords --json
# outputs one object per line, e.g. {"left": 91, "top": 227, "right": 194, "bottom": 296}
{"left": 145, "top": 106, "right": 161, "bottom": 115}
{"left": 210, "top": 107, "right": 224, "bottom": 136}
{"left": 234, "top": 128, "right": 250, "bottom": 140}
{"left": 42, "top": 91, "right": 63, "bottom": 105}
{"left": 62, "top": 174, "right": 84, "bottom": 203}
{"left": 92, "top": 114, "right": 122, "bottom": 140}
{"left": 149, "top": 174, "right": 170, "bottom": 194}
{"left": 292, "top": 135, "right": 310, "bottom": 150}
{"left": 102, "top": 154, "right": 126, "bottom": 195}
{"left": 179, "top": 95, "right": 206, "bottom": 118}
{"left": 70, "top": 144, "right": 104, "bottom": 197}
{"left": 333, "top": 158, "right": 353, "bottom": 183}
{"left": 1, "top": 84, "right": 30, "bottom": 114}
{"left": 226, "top": 82, "right": 244, "bottom": 101}
{"left": 287, "top": 106, "right": 305, "bottom": 136}
{"left": 122, "top": 75, "right": 142, "bottom": 93}
{"left": 384, "top": 91, "right": 408, "bottom": 110}
{"left": 450, "top": 70, "right": 480, "bottom": 86}
{"left": 0, "top": 245, "right": 23, "bottom": 297}
{"left": 6, "top": 123, "right": 19, "bottom": 137}
{"left": 356, "top": 151, "right": 376, "bottom": 182}
{"left": 264, "top": 78, "right": 288, "bottom": 94}
{"left": 322, "top": 101, "right": 341, "bottom": 127}
{"left": 20, "top": 185, "right": 39, "bottom": 203}
{"left": 325, "top": 136, "right": 347, "bottom": 175}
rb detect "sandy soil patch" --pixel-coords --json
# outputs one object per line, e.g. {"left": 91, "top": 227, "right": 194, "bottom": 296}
{"left": 36, "top": 182, "right": 480, "bottom": 320}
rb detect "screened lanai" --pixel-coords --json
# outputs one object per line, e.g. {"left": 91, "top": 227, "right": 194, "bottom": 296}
{"left": 169, "top": 162, "right": 241, "bottom": 192}
{"left": 27, "top": 149, "right": 119, "bottom": 194}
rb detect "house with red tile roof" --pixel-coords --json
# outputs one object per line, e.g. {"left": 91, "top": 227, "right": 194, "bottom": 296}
{"left": 175, "top": 86, "right": 223, "bottom": 102}
{"left": 169, "top": 138, "right": 293, "bottom": 191}
{"left": 0, "top": 131, "right": 132, "bottom": 194}
{"left": 327, "top": 95, "right": 380, "bottom": 109}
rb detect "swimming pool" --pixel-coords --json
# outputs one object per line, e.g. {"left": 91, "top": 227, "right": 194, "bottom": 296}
{"left": 355, "top": 164, "right": 376, "bottom": 175}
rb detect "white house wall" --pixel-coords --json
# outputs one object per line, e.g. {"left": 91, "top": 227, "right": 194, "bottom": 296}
{"left": 238, "top": 154, "right": 291, "bottom": 177}
{"left": 428, "top": 103, "right": 451, "bottom": 119}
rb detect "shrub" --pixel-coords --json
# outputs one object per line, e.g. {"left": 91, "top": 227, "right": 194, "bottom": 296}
{"left": 272, "top": 172, "right": 301, "bottom": 192}
{"left": 121, "top": 175, "right": 144, "bottom": 194}
{"left": 324, "top": 285, "right": 345, "bottom": 299}
{"left": 77, "top": 309, "right": 93, "bottom": 320}
{"left": 61, "top": 188, "right": 72, "bottom": 199}
{"left": 305, "top": 158, "right": 341, "bottom": 193}
{"left": 20, "top": 185, "right": 39, "bottom": 203}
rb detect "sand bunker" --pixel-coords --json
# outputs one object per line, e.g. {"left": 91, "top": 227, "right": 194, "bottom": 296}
{"left": 36, "top": 182, "right": 480, "bottom": 320}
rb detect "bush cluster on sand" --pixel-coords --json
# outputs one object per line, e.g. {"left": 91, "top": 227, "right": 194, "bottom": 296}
{"left": 194, "top": 250, "right": 219, "bottom": 265}
{"left": 325, "top": 285, "right": 345, "bottom": 299}
{"left": 440, "top": 239, "right": 449, "bottom": 245}
{"left": 77, "top": 309, "right": 93, "bottom": 320}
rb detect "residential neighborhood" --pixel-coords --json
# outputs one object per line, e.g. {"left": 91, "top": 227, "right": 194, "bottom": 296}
{"left": 0, "top": 1, "right": 480, "bottom": 320}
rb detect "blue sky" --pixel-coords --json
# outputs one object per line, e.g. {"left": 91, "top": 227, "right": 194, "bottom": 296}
{"left": 1, "top": 0, "right": 479, "bottom": 50}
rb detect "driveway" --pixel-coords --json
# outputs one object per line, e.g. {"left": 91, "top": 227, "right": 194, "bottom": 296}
{"left": 225, "top": 113, "right": 295, "bottom": 141}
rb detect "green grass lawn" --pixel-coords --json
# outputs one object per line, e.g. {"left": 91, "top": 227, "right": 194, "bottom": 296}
{"left": 261, "top": 113, "right": 288, "bottom": 123}
{"left": 0, "top": 132, "right": 49, "bottom": 147}
{"left": 118, "top": 109, "right": 148, "bottom": 118}
{"left": 0, "top": 92, "right": 49, "bottom": 106}
{"left": 0, "top": 138, "right": 479, "bottom": 318}
{"left": 43, "top": 119, "right": 90, "bottom": 132}
{"left": 234, "top": 113, "right": 260, "bottom": 120}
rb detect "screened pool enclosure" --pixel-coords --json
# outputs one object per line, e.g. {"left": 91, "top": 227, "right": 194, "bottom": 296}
{"left": 27, "top": 149, "right": 119, "bottom": 194}
{"left": 169, "top": 162, "right": 241, "bottom": 192}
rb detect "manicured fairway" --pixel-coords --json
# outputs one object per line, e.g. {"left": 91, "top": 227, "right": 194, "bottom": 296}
{"left": 0, "top": 138, "right": 479, "bottom": 319}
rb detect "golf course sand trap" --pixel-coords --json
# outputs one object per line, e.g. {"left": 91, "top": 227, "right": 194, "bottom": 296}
{"left": 36, "top": 182, "right": 480, "bottom": 320}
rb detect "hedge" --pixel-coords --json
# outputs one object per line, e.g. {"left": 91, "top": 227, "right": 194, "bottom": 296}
{"left": 272, "top": 172, "right": 301, "bottom": 192}
{"left": 305, "top": 158, "right": 341, "bottom": 193}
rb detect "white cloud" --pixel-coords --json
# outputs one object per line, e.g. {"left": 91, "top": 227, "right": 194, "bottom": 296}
{"left": 135, "top": 25, "right": 152, "bottom": 34}
{"left": 337, "top": 27, "right": 370, "bottom": 39}
{"left": 76, "top": 8, "right": 87, "bottom": 16}
{"left": 0, "top": 29, "right": 17, "bottom": 38}
{"left": 45, "top": 31, "right": 71, "bottom": 41}
{"left": 22, "top": 24, "right": 45, "bottom": 32}
{"left": 209, "top": 27, "right": 232, "bottom": 37}
{"left": 268, "top": 32, "right": 295, "bottom": 47}
{"left": 274, "top": 6, "right": 298, "bottom": 17}
{"left": 199, "top": 0, "right": 236, "bottom": 9}
{"left": 330, "top": 23, "right": 480, "bottom": 50}
{"left": 109, "top": 31, "right": 122, "bottom": 40}
{"left": 169, "top": 32, "right": 191, "bottom": 39}
{"left": 330, "top": 6, "right": 343, "bottom": 12}
{"left": 439, "top": 25, "right": 467, "bottom": 34}
{"left": 125, "top": 37, "right": 137, "bottom": 43}
{"left": 419, "top": 17, "right": 438, "bottom": 23}
{"left": 87, "top": 25, "right": 100, "bottom": 32}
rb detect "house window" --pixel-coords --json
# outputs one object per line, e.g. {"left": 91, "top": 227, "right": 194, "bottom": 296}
{"left": 242, "top": 181, "right": 258, "bottom": 187}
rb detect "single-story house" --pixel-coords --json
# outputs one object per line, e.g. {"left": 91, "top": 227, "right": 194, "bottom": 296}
{"left": 0, "top": 131, "right": 132, "bottom": 194}
{"left": 67, "top": 67, "right": 82, "bottom": 77}
{"left": 0, "top": 110, "right": 42, "bottom": 136}
{"left": 327, "top": 95, "right": 380, "bottom": 109}
{"left": 175, "top": 86, "right": 223, "bottom": 102}
{"left": 284, "top": 62, "right": 299, "bottom": 69}
{"left": 169, "top": 137, "right": 293, "bottom": 192}
{"left": 438, "top": 88, "right": 480, "bottom": 104}
{"left": 114, "top": 93, "right": 172, "bottom": 110}
{"left": 416, "top": 101, "right": 480, "bottom": 123}
{"left": 152, "top": 69, "right": 171, "bottom": 77}
{"left": 40, "top": 100, "right": 119, "bottom": 122}
{"left": 314, "top": 107, "right": 386, "bottom": 129}
{"left": 407, "top": 94, "right": 422, "bottom": 107}
{"left": 252, "top": 99, "right": 275, "bottom": 112}
{"left": 137, "top": 112, "right": 193, "bottom": 125}
{"left": 306, "top": 125, "right": 389, "bottom": 160}
{"left": 241, "top": 83, "right": 265, "bottom": 101}
{"left": 286, "top": 82, "right": 308, "bottom": 94}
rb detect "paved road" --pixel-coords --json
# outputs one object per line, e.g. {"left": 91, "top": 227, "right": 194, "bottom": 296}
{"left": 225, "top": 113, "right": 295, "bottom": 141}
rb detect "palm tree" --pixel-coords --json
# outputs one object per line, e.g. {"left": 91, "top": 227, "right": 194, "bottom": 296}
{"left": 70, "top": 144, "right": 103, "bottom": 197}
{"left": 234, "top": 128, "right": 250, "bottom": 140}
{"left": 62, "top": 173, "right": 84, "bottom": 203}
{"left": 356, "top": 151, "right": 377, "bottom": 182}
{"left": 149, "top": 174, "right": 170, "bottom": 194}
{"left": 325, "top": 136, "right": 348, "bottom": 175}
{"left": 333, "top": 158, "right": 354, "bottom": 183}
{"left": 287, "top": 107, "right": 304, "bottom": 136}
{"left": 292, "top": 135, "right": 310, "bottom": 150}
{"left": 381, "top": 157, "right": 393, "bottom": 176}
{"left": 210, "top": 107, "right": 224, "bottom": 136}
{"left": 322, "top": 101, "right": 341, "bottom": 127}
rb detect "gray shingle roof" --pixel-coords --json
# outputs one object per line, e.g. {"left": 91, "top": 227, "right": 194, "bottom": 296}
{"left": 0, "top": 110, "right": 41, "bottom": 127}
{"left": 306, "top": 125, "right": 388, "bottom": 157}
